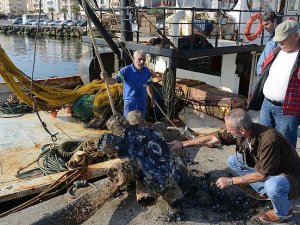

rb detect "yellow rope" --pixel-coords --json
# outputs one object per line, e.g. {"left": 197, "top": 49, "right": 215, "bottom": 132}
{"left": 0, "top": 47, "right": 123, "bottom": 111}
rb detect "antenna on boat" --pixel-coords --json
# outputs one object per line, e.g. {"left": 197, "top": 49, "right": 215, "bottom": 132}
{"left": 81, "top": 0, "right": 117, "bottom": 115}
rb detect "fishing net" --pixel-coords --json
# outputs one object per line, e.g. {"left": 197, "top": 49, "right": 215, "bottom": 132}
{"left": 73, "top": 94, "right": 95, "bottom": 122}
{"left": 93, "top": 83, "right": 123, "bottom": 117}
{"left": 0, "top": 47, "right": 123, "bottom": 112}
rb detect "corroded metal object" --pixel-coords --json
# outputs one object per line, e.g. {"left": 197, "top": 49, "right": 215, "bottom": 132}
{"left": 152, "top": 122, "right": 181, "bottom": 142}
{"left": 160, "top": 176, "right": 184, "bottom": 206}
{"left": 98, "top": 132, "right": 122, "bottom": 155}
{"left": 151, "top": 121, "right": 168, "bottom": 132}
{"left": 127, "top": 110, "right": 146, "bottom": 125}
{"left": 98, "top": 122, "right": 188, "bottom": 207}
{"left": 136, "top": 175, "right": 158, "bottom": 206}
{"left": 107, "top": 158, "right": 135, "bottom": 186}
{"left": 105, "top": 113, "right": 130, "bottom": 136}
{"left": 32, "top": 159, "right": 133, "bottom": 225}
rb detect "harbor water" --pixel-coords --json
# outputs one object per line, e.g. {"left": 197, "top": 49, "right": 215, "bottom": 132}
{"left": 0, "top": 34, "right": 89, "bottom": 82}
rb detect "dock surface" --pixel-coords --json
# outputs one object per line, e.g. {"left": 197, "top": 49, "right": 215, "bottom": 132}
{"left": 1, "top": 108, "right": 300, "bottom": 224}
{"left": 0, "top": 110, "right": 103, "bottom": 201}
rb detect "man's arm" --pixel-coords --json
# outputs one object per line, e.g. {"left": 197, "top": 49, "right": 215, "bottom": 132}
{"left": 146, "top": 85, "right": 155, "bottom": 107}
{"left": 100, "top": 72, "right": 118, "bottom": 85}
{"left": 216, "top": 171, "right": 265, "bottom": 189}
{"left": 169, "top": 134, "right": 220, "bottom": 151}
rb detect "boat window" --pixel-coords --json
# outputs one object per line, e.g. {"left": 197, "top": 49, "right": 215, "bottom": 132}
{"left": 178, "top": 56, "right": 222, "bottom": 76}
{"left": 247, "top": 0, "right": 276, "bottom": 11}
{"left": 219, "top": 0, "right": 239, "bottom": 9}
{"left": 190, "top": 0, "right": 238, "bottom": 10}
{"left": 287, "top": 0, "right": 299, "bottom": 11}
{"left": 276, "top": 0, "right": 286, "bottom": 13}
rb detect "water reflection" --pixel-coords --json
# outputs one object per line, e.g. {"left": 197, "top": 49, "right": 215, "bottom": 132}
{"left": 0, "top": 34, "right": 89, "bottom": 82}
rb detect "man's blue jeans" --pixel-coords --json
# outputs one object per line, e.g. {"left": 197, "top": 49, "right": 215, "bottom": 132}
{"left": 124, "top": 99, "right": 146, "bottom": 118}
{"left": 259, "top": 98, "right": 299, "bottom": 149}
{"left": 228, "top": 154, "right": 292, "bottom": 217}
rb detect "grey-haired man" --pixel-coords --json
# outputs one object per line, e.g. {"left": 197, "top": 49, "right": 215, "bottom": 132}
{"left": 249, "top": 20, "right": 300, "bottom": 149}
{"left": 169, "top": 108, "right": 300, "bottom": 223}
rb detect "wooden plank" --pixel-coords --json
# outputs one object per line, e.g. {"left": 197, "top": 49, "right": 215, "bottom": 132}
{"left": 0, "top": 159, "right": 121, "bottom": 203}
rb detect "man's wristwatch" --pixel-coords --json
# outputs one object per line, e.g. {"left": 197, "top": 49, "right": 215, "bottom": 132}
{"left": 227, "top": 177, "right": 233, "bottom": 186}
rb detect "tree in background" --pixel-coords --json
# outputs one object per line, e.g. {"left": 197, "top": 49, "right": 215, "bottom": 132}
{"left": 61, "top": 7, "right": 68, "bottom": 20}
{"left": 17, "top": 9, "right": 24, "bottom": 16}
{"left": 70, "top": 5, "right": 81, "bottom": 20}
{"left": 34, "top": 8, "right": 44, "bottom": 14}
{"left": 48, "top": 7, "right": 55, "bottom": 20}
{"left": 60, "top": 0, "right": 68, "bottom": 20}
{"left": 10, "top": 10, "right": 16, "bottom": 18}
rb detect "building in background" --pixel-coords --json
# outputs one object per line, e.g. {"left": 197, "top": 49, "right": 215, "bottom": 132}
{"left": 0, "top": 0, "right": 27, "bottom": 16}
{"left": 26, "top": 0, "right": 36, "bottom": 12}
{"left": 42, "top": 0, "right": 61, "bottom": 19}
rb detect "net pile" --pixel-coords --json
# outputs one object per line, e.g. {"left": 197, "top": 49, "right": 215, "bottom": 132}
{"left": 0, "top": 47, "right": 123, "bottom": 116}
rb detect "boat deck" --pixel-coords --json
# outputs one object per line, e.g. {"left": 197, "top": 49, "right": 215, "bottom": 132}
{"left": 0, "top": 110, "right": 103, "bottom": 191}
{"left": 1, "top": 108, "right": 300, "bottom": 224}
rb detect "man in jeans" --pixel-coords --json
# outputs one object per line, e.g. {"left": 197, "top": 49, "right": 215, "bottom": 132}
{"left": 169, "top": 108, "right": 300, "bottom": 223}
{"left": 249, "top": 20, "right": 300, "bottom": 149}
{"left": 101, "top": 50, "right": 154, "bottom": 118}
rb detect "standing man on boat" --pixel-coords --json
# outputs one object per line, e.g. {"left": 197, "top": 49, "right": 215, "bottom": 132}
{"left": 249, "top": 20, "right": 300, "bottom": 149}
{"left": 101, "top": 50, "right": 155, "bottom": 118}
{"left": 169, "top": 108, "right": 300, "bottom": 223}
{"left": 256, "top": 10, "right": 279, "bottom": 77}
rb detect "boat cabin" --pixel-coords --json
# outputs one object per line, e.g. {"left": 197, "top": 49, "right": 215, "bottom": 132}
{"left": 81, "top": 0, "right": 299, "bottom": 100}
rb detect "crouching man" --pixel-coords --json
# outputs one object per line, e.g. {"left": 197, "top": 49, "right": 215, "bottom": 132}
{"left": 169, "top": 108, "right": 300, "bottom": 223}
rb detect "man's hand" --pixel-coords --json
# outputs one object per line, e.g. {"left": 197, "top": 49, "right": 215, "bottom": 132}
{"left": 215, "top": 177, "right": 232, "bottom": 189}
{"left": 150, "top": 97, "right": 156, "bottom": 108}
{"left": 100, "top": 71, "right": 108, "bottom": 81}
{"left": 168, "top": 140, "right": 183, "bottom": 151}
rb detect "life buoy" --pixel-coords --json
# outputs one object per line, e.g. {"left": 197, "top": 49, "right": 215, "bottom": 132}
{"left": 244, "top": 13, "right": 264, "bottom": 41}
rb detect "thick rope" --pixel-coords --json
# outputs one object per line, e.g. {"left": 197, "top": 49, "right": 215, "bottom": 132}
{"left": 162, "top": 68, "right": 176, "bottom": 119}
{"left": 82, "top": 0, "right": 117, "bottom": 115}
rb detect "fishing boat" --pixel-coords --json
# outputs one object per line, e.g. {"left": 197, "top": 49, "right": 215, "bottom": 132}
{"left": 1, "top": 0, "right": 300, "bottom": 223}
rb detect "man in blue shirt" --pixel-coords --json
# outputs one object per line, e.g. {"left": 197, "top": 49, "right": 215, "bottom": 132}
{"left": 256, "top": 10, "right": 279, "bottom": 77}
{"left": 101, "top": 50, "right": 154, "bottom": 118}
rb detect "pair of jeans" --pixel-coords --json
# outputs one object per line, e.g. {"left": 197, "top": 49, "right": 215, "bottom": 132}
{"left": 228, "top": 154, "right": 292, "bottom": 217}
{"left": 124, "top": 99, "right": 146, "bottom": 118}
{"left": 259, "top": 98, "right": 299, "bottom": 149}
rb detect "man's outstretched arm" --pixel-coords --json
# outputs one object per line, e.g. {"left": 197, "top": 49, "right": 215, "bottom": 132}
{"left": 168, "top": 134, "right": 220, "bottom": 151}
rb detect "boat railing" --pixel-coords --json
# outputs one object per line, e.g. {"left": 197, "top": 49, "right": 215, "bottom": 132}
{"left": 92, "top": 6, "right": 300, "bottom": 49}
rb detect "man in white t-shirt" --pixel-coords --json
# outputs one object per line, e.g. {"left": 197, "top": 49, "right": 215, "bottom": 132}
{"left": 256, "top": 20, "right": 300, "bottom": 149}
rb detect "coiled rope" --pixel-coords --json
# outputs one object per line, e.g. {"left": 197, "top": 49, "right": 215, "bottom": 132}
{"left": 37, "top": 144, "right": 68, "bottom": 175}
{"left": 37, "top": 141, "right": 82, "bottom": 175}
